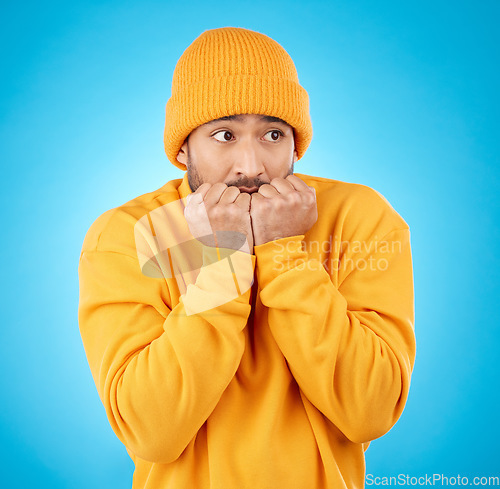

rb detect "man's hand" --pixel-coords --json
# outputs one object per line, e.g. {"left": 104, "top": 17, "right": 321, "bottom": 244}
{"left": 250, "top": 175, "right": 318, "bottom": 246}
{"left": 184, "top": 182, "right": 254, "bottom": 253}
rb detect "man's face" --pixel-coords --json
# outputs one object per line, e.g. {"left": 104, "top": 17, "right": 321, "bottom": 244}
{"left": 176, "top": 113, "right": 298, "bottom": 193}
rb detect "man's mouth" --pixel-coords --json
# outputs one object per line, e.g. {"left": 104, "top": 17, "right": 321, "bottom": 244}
{"left": 238, "top": 186, "right": 259, "bottom": 194}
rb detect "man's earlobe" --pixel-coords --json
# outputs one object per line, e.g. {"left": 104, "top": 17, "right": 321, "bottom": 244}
{"left": 177, "top": 141, "right": 188, "bottom": 166}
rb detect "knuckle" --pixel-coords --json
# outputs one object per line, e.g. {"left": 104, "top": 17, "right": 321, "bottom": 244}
{"left": 209, "top": 205, "right": 223, "bottom": 219}
{"left": 274, "top": 197, "right": 285, "bottom": 209}
{"left": 226, "top": 204, "right": 240, "bottom": 217}
{"left": 263, "top": 199, "right": 275, "bottom": 211}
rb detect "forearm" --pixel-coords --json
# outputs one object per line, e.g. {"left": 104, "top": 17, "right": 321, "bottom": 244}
{"left": 111, "top": 294, "right": 251, "bottom": 464}
{"left": 254, "top": 232, "right": 416, "bottom": 443}
{"left": 79, "top": 249, "right": 254, "bottom": 464}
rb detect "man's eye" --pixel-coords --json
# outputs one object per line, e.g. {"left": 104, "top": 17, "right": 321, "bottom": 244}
{"left": 263, "top": 130, "right": 283, "bottom": 142}
{"left": 212, "top": 130, "right": 234, "bottom": 142}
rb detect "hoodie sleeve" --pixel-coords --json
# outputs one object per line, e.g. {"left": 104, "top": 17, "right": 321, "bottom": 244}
{"left": 253, "top": 223, "right": 416, "bottom": 444}
{"left": 78, "top": 209, "right": 255, "bottom": 465}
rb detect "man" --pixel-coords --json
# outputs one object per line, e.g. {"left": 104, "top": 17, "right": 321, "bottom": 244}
{"left": 78, "top": 27, "right": 416, "bottom": 489}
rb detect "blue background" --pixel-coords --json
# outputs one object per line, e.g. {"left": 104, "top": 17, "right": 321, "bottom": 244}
{"left": 1, "top": 0, "right": 498, "bottom": 487}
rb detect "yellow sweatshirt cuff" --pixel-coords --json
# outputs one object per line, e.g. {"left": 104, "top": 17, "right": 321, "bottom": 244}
{"left": 254, "top": 235, "right": 307, "bottom": 288}
{"left": 181, "top": 246, "right": 256, "bottom": 316}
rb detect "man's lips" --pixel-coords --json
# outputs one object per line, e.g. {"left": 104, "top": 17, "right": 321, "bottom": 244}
{"left": 238, "top": 186, "right": 259, "bottom": 193}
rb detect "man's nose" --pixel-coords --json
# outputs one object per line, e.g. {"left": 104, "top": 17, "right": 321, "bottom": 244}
{"left": 233, "top": 139, "right": 265, "bottom": 178}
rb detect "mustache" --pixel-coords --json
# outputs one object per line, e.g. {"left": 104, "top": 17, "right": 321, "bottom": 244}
{"left": 225, "top": 164, "right": 294, "bottom": 190}
{"left": 225, "top": 177, "right": 268, "bottom": 189}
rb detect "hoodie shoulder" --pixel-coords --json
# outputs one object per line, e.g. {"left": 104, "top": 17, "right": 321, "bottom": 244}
{"left": 295, "top": 173, "right": 410, "bottom": 236}
{"left": 80, "top": 178, "right": 184, "bottom": 257}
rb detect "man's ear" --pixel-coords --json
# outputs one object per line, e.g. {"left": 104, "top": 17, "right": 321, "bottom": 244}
{"left": 293, "top": 148, "right": 298, "bottom": 163}
{"left": 177, "top": 140, "right": 188, "bottom": 166}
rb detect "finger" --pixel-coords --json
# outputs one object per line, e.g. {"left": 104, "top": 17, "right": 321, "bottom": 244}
{"left": 205, "top": 182, "right": 229, "bottom": 206}
{"left": 218, "top": 185, "right": 241, "bottom": 204}
{"left": 285, "top": 174, "right": 313, "bottom": 193}
{"left": 269, "top": 177, "right": 295, "bottom": 195}
{"left": 249, "top": 192, "right": 264, "bottom": 208}
{"left": 234, "top": 191, "right": 251, "bottom": 210}
{"left": 257, "top": 183, "right": 280, "bottom": 198}
{"left": 187, "top": 182, "right": 211, "bottom": 205}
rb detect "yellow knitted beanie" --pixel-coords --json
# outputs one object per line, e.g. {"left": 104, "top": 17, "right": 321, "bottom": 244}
{"left": 164, "top": 27, "right": 313, "bottom": 170}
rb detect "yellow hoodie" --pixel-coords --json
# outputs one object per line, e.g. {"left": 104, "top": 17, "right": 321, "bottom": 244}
{"left": 78, "top": 172, "right": 416, "bottom": 489}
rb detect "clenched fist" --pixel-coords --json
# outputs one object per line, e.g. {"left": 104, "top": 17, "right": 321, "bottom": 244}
{"left": 184, "top": 182, "right": 254, "bottom": 253}
{"left": 249, "top": 175, "right": 318, "bottom": 246}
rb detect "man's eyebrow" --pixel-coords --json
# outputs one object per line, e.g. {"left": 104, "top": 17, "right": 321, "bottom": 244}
{"left": 203, "top": 114, "right": 289, "bottom": 126}
{"left": 259, "top": 115, "right": 289, "bottom": 125}
{"left": 204, "top": 115, "right": 244, "bottom": 126}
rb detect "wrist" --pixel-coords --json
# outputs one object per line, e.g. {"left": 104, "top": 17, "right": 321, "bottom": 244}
{"left": 254, "top": 235, "right": 307, "bottom": 288}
